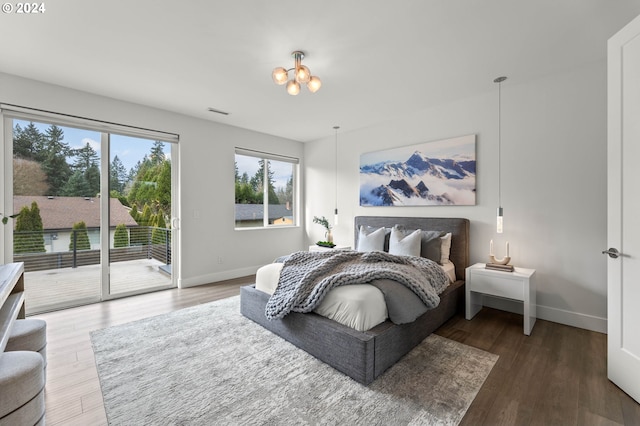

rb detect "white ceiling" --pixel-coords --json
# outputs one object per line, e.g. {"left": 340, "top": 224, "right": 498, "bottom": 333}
{"left": 1, "top": 1, "right": 639, "bottom": 142}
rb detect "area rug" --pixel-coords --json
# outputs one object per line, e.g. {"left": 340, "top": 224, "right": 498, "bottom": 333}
{"left": 91, "top": 296, "right": 497, "bottom": 425}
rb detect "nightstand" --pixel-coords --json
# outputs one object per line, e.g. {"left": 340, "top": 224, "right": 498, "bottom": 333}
{"left": 465, "top": 263, "right": 537, "bottom": 335}
{"left": 308, "top": 245, "right": 351, "bottom": 252}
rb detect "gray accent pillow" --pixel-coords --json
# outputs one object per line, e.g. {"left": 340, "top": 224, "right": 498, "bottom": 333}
{"left": 421, "top": 230, "right": 445, "bottom": 263}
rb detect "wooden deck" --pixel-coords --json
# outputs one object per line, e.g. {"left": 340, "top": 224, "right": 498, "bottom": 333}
{"left": 24, "top": 259, "right": 173, "bottom": 315}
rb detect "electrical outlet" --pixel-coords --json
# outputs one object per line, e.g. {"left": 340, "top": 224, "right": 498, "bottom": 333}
{"left": 217, "top": 256, "right": 223, "bottom": 264}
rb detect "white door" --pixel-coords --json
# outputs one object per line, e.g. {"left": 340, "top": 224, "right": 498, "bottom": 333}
{"left": 607, "top": 13, "right": 640, "bottom": 404}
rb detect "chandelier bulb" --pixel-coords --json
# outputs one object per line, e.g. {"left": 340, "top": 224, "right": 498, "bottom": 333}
{"left": 272, "top": 67, "right": 288, "bottom": 85}
{"left": 307, "top": 76, "right": 322, "bottom": 93}
{"left": 286, "top": 80, "right": 301, "bottom": 96}
{"left": 295, "top": 65, "right": 311, "bottom": 83}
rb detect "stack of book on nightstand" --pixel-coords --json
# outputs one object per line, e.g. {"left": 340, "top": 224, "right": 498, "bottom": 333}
{"left": 485, "top": 263, "right": 514, "bottom": 272}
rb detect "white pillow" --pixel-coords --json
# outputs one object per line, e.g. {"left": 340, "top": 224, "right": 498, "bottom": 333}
{"left": 440, "top": 232, "right": 452, "bottom": 264}
{"left": 357, "top": 226, "right": 386, "bottom": 252}
{"left": 388, "top": 226, "right": 422, "bottom": 257}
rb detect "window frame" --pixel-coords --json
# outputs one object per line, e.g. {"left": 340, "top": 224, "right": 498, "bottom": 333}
{"left": 234, "top": 147, "right": 299, "bottom": 230}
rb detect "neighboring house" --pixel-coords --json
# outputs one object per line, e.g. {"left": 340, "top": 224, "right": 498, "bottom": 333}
{"left": 13, "top": 195, "right": 138, "bottom": 252}
{"left": 235, "top": 204, "right": 293, "bottom": 227}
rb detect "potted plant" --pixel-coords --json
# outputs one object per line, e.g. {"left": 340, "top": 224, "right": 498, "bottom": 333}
{"left": 1, "top": 213, "right": 19, "bottom": 225}
{"left": 313, "top": 216, "right": 335, "bottom": 247}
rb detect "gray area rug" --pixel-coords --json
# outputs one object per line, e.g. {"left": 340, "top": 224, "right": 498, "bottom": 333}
{"left": 91, "top": 296, "right": 497, "bottom": 425}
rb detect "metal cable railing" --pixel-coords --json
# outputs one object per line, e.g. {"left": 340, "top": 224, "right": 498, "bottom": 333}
{"left": 13, "top": 226, "right": 171, "bottom": 272}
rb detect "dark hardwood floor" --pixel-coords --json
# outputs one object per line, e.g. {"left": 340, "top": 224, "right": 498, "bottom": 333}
{"left": 436, "top": 308, "right": 640, "bottom": 425}
{"left": 33, "top": 276, "right": 640, "bottom": 425}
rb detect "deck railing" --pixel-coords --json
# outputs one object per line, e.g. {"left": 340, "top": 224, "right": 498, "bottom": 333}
{"left": 13, "top": 226, "right": 171, "bottom": 272}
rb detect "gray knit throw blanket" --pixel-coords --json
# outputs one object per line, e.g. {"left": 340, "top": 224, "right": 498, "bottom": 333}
{"left": 265, "top": 250, "right": 449, "bottom": 320}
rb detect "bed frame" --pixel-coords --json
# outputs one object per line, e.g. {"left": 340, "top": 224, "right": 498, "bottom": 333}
{"left": 240, "top": 216, "right": 469, "bottom": 385}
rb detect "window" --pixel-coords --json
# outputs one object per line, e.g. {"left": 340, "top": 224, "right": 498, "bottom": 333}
{"left": 234, "top": 148, "right": 297, "bottom": 228}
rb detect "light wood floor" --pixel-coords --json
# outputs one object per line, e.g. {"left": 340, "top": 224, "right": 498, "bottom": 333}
{"left": 32, "top": 277, "right": 640, "bottom": 426}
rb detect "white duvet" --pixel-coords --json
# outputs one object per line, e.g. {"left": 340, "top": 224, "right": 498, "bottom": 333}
{"left": 255, "top": 261, "right": 456, "bottom": 332}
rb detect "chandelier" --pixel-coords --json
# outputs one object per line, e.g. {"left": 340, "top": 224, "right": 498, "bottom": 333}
{"left": 272, "top": 51, "right": 322, "bottom": 95}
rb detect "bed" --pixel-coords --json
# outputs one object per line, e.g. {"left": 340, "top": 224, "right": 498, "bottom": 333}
{"left": 240, "top": 216, "right": 469, "bottom": 385}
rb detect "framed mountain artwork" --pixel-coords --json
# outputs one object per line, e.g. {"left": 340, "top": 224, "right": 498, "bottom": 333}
{"left": 359, "top": 134, "right": 476, "bottom": 206}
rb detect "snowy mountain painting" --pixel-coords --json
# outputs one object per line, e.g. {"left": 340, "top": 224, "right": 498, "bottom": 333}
{"left": 360, "top": 134, "right": 476, "bottom": 206}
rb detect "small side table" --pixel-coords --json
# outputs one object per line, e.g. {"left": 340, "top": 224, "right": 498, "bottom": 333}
{"left": 465, "top": 263, "right": 537, "bottom": 335}
{"left": 308, "top": 245, "right": 351, "bottom": 252}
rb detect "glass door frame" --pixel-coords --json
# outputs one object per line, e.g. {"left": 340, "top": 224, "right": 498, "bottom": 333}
{"left": 1, "top": 108, "right": 179, "bottom": 305}
{"left": 100, "top": 134, "right": 180, "bottom": 301}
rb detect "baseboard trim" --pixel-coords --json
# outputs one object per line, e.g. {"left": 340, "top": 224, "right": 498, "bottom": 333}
{"left": 179, "top": 274, "right": 608, "bottom": 334}
{"left": 481, "top": 295, "right": 607, "bottom": 334}
{"left": 179, "top": 265, "right": 261, "bottom": 288}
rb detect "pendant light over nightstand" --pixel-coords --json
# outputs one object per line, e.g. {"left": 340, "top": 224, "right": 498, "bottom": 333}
{"left": 333, "top": 125, "right": 340, "bottom": 226}
{"left": 494, "top": 76, "right": 507, "bottom": 234}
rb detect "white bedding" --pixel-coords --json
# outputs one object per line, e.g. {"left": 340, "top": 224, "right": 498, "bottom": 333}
{"left": 255, "top": 261, "right": 455, "bottom": 331}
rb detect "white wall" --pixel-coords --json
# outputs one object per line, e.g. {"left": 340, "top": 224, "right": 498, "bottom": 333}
{"left": 0, "top": 72, "right": 306, "bottom": 287}
{"left": 305, "top": 62, "right": 608, "bottom": 333}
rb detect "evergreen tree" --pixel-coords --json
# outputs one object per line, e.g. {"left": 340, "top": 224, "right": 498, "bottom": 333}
{"left": 151, "top": 211, "right": 168, "bottom": 245}
{"left": 110, "top": 155, "right": 128, "bottom": 194}
{"left": 67, "top": 142, "right": 100, "bottom": 197}
{"left": 72, "top": 142, "right": 99, "bottom": 171}
{"left": 69, "top": 221, "right": 91, "bottom": 251}
{"left": 234, "top": 158, "right": 291, "bottom": 207}
{"left": 42, "top": 125, "right": 72, "bottom": 195}
{"left": 62, "top": 170, "right": 91, "bottom": 197}
{"left": 150, "top": 141, "right": 165, "bottom": 165}
{"left": 140, "top": 204, "right": 153, "bottom": 226}
{"left": 156, "top": 161, "right": 171, "bottom": 210}
{"left": 113, "top": 224, "right": 129, "bottom": 248}
{"left": 14, "top": 201, "right": 45, "bottom": 254}
{"left": 13, "top": 122, "right": 46, "bottom": 161}
{"left": 110, "top": 190, "right": 129, "bottom": 208}
{"left": 128, "top": 161, "right": 141, "bottom": 183}
{"left": 130, "top": 204, "right": 140, "bottom": 222}
{"left": 84, "top": 163, "right": 100, "bottom": 197}
{"left": 128, "top": 204, "right": 145, "bottom": 246}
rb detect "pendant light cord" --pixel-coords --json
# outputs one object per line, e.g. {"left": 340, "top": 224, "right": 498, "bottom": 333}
{"left": 334, "top": 126, "right": 340, "bottom": 218}
{"left": 498, "top": 81, "right": 502, "bottom": 208}
{"left": 494, "top": 76, "right": 506, "bottom": 208}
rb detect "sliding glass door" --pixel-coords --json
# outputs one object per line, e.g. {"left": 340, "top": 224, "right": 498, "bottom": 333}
{"left": 108, "top": 134, "right": 173, "bottom": 297}
{"left": 3, "top": 114, "right": 178, "bottom": 314}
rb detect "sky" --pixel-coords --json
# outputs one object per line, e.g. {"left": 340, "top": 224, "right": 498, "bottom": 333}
{"left": 235, "top": 154, "right": 293, "bottom": 190}
{"left": 360, "top": 134, "right": 476, "bottom": 166}
{"left": 13, "top": 119, "right": 170, "bottom": 172}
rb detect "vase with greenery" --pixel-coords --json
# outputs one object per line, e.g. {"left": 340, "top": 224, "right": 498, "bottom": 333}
{"left": 313, "top": 216, "right": 335, "bottom": 247}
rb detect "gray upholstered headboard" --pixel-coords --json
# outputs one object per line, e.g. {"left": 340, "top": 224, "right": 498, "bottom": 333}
{"left": 354, "top": 216, "right": 470, "bottom": 282}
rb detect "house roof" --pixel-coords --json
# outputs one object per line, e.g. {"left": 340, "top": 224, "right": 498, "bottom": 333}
{"left": 13, "top": 196, "right": 138, "bottom": 230}
{"left": 235, "top": 204, "right": 293, "bottom": 222}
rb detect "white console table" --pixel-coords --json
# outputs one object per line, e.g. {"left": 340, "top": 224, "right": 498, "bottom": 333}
{"left": 465, "top": 262, "right": 536, "bottom": 335}
{"left": 0, "top": 262, "right": 26, "bottom": 352}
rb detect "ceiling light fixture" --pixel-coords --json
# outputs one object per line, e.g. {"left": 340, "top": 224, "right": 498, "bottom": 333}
{"left": 494, "top": 76, "right": 507, "bottom": 234}
{"left": 272, "top": 51, "right": 322, "bottom": 95}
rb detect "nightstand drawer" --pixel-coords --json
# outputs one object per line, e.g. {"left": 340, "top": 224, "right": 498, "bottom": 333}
{"left": 469, "top": 273, "right": 524, "bottom": 301}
